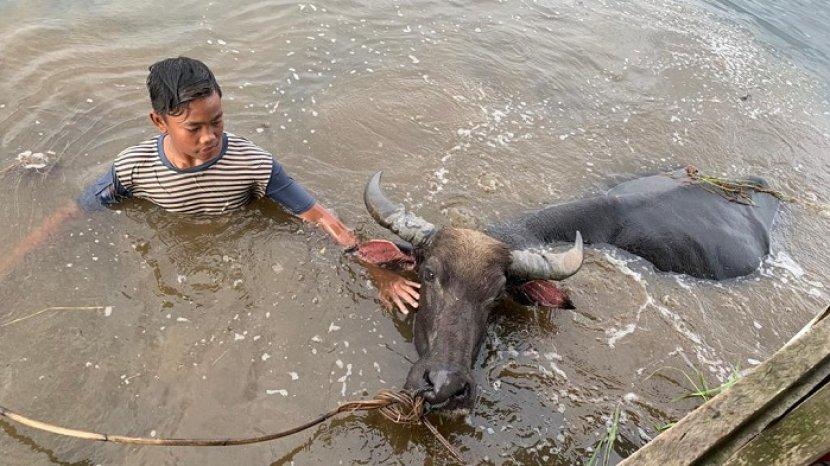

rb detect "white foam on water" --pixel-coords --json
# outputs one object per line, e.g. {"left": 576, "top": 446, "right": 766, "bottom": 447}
{"left": 601, "top": 250, "right": 643, "bottom": 282}
{"left": 549, "top": 362, "right": 568, "bottom": 380}
{"left": 654, "top": 297, "right": 703, "bottom": 346}
{"left": 764, "top": 251, "right": 804, "bottom": 278}
{"left": 338, "top": 363, "right": 353, "bottom": 396}
{"left": 15, "top": 150, "right": 49, "bottom": 170}
{"left": 606, "top": 323, "right": 637, "bottom": 348}
{"left": 602, "top": 251, "right": 706, "bottom": 352}
{"left": 761, "top": 251, "right": 827, "bottom": 299}
{"left": 435, "top": 167, "right": 449, "bottom": 184}
{"left": 673, "top": 274, "right": 694, "bottom": 291}
{"left": 544, "top": 352, "right": 563, "bottom": 361}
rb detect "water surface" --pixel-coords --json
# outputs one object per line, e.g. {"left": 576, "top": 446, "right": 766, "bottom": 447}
{"left": 0, "top": 0, "right": 828, "bottom": 464}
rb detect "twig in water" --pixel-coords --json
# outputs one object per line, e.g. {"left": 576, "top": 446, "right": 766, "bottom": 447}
{"left": 0, "top": 306, "right": 105, "bottom": 328}
{"left": 211, "top": 348, "right": 231, "bottom": 367}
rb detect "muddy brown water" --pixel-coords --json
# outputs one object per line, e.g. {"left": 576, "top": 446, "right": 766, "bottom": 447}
{"left": 0, "top": 1, "right": 828, "bottom": 465}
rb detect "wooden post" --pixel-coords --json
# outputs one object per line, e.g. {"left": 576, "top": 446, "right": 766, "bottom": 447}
{"left": 620, "top": 306, "right": 830, "bottom": 466}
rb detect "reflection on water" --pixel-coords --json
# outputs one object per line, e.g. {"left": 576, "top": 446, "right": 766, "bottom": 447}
{"left": 0, "top": 0, "right": 828, "bottom": 464}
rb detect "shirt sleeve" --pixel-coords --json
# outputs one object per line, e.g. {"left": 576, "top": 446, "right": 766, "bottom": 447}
{"left": 77, "top": 165, "right": 132, "bottom": 212}
{"left": 265, "top": 159, "right": 316, "bottom": 215}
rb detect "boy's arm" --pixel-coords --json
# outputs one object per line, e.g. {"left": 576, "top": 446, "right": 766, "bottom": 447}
{"left": 297, "top": 203, "right": 357, "bottom": 247}
{"left": 264, "top": 160, "right": 356, "bottom": 246}
{"left": 265, "top": 161, "right": 419, "bottom": 313}
{"left": 0, "top": 201, "right": 81, "bottom": 279}
{"left": 0, "top": 168, "right": 129, "bottom": 279}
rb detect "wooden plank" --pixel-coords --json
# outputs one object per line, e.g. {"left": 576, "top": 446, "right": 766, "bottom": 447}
{"left": 701, "top": 347, "right": 830, "bottom": 465}
{"left": 620, "top": 306, "right": 830, "bottom": 466}
{"left": 723, "top": 380, "right": 830, "bottom": 466}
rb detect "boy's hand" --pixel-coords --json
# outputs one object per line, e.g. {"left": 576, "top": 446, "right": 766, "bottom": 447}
{"left": 365, "top": 263, "right": 420, "bottom": 314}
{"left": 296, "top": 205, "right": 419, "bottom": 313}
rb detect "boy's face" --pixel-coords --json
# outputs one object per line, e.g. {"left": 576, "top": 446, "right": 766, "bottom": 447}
{"left": 150, "top": 91, "right": 224, "bottom": 162}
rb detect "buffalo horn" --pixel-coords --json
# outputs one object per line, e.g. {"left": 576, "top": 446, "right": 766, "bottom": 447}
{"left": 364, "top": 171, "right": 435, "bottom": 246}
{"left": 508, "top": 231, "right": 584, "bottom": 280}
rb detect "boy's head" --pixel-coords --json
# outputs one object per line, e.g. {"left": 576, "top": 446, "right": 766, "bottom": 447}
{"left": 147, "top": 57, "right": 225, "bottom": 162}
{"left": 147, "top": 57, "right": 221, "bottom": 116}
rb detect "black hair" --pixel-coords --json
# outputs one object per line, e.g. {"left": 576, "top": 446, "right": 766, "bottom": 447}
{"left": 147, "top": 57, "right": 222, "bottom": 116}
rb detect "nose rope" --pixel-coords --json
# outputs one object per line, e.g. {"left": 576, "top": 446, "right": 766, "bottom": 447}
{"left": 0, "top": 389, "right": 464, "bottom": 463}
{"left": 343, "top": 390, "right": 461, "bottom": 463}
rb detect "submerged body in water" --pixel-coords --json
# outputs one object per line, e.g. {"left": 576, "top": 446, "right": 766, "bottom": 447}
{"left": 490, "top": 168, "right": 780, "bottom": 280}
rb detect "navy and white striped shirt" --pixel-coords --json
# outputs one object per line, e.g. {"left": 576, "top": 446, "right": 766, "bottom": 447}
{"left": 80, "top": 133, "right": 316, "bottom": 215}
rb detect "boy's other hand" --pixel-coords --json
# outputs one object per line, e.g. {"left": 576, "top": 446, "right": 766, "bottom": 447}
{"left": 365, "top": 263, "right": 420, "bottom": 314}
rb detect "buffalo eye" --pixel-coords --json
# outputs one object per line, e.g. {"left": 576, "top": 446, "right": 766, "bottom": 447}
{"left": 422, "top": 267, "right": 437, "bottom": 282}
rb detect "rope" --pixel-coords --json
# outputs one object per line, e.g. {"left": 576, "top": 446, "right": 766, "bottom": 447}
{"left": 0, "top": 389, "right": 464, "bottom": 462}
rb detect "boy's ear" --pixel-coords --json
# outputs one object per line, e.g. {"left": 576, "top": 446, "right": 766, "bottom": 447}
{"left": 508, "top": 280, "right": 574, "bottom": 309}
{"left": 149, "top": 112, "right": 167, "bottom": 133}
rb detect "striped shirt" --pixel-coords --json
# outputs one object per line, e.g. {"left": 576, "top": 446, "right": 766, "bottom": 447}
{"left": 80, "top": 133, "right": 316, "bottom": 215}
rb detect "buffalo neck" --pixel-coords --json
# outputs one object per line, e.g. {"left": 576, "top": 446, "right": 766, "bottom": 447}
{"left": 487, "top": 195, "right": 618, "bottom": 248}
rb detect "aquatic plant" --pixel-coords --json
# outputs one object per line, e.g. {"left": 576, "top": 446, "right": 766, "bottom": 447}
{"left": 680, "top": 165, "right": 828, "bottom": 212}
{"left": 673, "top": 364, "right": 743, "bottom": 402}
{"left": 654, "top": 421, "right": 676, "bottom": 433}
{"left": 586, "top": 403, "right": 622, "bottom": 466}
{"left": 644, "top": 363, "right": 743, "bottom": 438}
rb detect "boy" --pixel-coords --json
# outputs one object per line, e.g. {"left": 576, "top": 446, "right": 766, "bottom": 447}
{"left": 1, "top": 57, "right": 419, "bottom": 313}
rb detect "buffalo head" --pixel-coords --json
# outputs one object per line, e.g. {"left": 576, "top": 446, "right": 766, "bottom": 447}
{"left": 364, "top": 172, "right": 583, "bottom": 413}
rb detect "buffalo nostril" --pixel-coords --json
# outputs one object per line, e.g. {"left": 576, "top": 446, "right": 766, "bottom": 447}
{"left": 454, "top": 383, "right": 470, "bottom": 400}
{"left": 422, "top": 371, "right": 435, "bottom": 391}
{"left": 425, "top": 369, "right": 469, "bottom": 403}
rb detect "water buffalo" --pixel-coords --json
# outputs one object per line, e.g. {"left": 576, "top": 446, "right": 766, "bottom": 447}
{"left": 363, "top": 168, "right": 780, "bottom": 412}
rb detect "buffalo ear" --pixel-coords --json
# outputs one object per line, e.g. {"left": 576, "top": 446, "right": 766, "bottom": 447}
{"left": 508, "top": 280, "right": 574, "bottom": 309}
{"left": 355, "top": 239, "right": 417, "bottom": 270}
